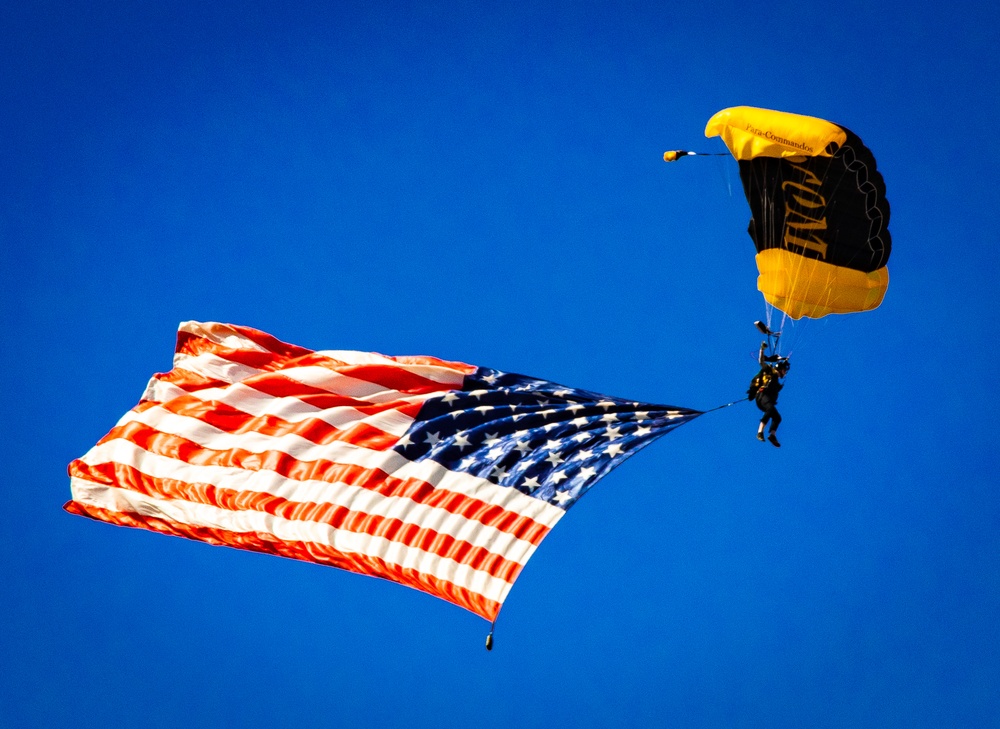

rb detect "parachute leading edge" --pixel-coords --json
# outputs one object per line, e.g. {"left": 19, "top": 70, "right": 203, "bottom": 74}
{"left": 705, "top": 106, "right": 891, "bottom": 320}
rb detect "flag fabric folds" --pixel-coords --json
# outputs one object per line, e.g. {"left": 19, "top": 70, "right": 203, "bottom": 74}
{"left": 67, "top": 322, "right": 702, "bottom": 621}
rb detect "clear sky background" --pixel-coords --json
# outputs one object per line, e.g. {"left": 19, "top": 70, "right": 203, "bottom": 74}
{"left": 3, "top": 2, "right": 998, "bottom": 727}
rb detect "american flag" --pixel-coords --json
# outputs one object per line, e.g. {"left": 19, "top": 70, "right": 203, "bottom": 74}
{"left": 66, "top": 322, "right": 702, "bottom": 622}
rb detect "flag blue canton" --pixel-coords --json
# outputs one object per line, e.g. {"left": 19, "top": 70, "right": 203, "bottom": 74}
{"left": 392, "top": 367, "right": 702, "bottom": 510}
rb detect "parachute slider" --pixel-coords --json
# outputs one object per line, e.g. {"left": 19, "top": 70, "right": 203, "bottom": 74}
{"left": 754, "top": 320, "right": 779, "bottom": 337}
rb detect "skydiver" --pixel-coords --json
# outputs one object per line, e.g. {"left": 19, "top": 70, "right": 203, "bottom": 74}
{"left": 748, "top": 339, "right": 790, "bottom": 448}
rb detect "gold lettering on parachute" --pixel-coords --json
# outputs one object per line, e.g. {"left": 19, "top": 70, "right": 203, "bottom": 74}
{"left": 781, "top": 163, "right": 828, "bottom": 259}
{"left": 745, "top": 124, "right": 814, "bottom": 153}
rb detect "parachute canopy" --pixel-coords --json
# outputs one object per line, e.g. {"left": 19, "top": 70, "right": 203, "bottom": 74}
{"left": 705, "top": 106, "right": 891, "bottom": 320}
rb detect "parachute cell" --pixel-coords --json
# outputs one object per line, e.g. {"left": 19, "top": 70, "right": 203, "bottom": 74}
{"left": 705, "top": 106, "right": 891, "bottom": 320}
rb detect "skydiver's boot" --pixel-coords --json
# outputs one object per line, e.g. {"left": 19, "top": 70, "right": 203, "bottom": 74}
{"left": 757, "top": 423, "right": 765, "bottom": 441}
{"left": 767, "top": 431, "right": 781, "bottom": 448}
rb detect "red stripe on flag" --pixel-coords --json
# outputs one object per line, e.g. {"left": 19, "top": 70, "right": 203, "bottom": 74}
{"left": 149, "top": 368, "right": 230, "bottom": 396}
{"left": 95, "top": 406, "right": 400, "bottom": 454}
{"left": 174, "top": 331, "right": 297, "bottom": 372}
{"left": 145, "top": 396, "right": 421, "bottom": 450}
{"left": 386, "top": 354, "right": 477, "bottom": 374}
{"left": 236, "top": 372, "right": 431, "bottom": 408}
{"left": 69, "top": 460, "right": 532, "bottom": 582}
{"left": 290, "top": 356, "right": 467, "bottom": 395}
{"left": 69, "top": 453, "right": 551, "bottom": 548}
{"left": 213, "top": 323, "right": 314, "bottom": 359}
{"left": 64, "top": 500, "right": 506, "bottom": 620}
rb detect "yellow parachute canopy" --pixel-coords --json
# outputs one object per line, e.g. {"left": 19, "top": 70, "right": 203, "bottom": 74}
{"left": 705, "top": 106, "right": 891, "bottom": 320}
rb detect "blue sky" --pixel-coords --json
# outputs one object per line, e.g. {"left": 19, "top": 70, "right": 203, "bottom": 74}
{"left": 3, "top": 2, "right": 998, "bottom": 727}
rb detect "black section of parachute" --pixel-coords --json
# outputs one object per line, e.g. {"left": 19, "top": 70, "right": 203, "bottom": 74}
{"left": 737, "top": 128, "right": 891, "bottom": 273}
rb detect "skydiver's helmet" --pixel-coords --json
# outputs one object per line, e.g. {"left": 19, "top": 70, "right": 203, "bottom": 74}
{"left": 777, "top": 359, "right": 791, "bottom": 375}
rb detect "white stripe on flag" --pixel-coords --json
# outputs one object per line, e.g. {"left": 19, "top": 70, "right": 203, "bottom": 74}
{"left": 70, "top": 478, "right": 528, "bottom": 604}
{"left": 178, "top": 321, "right": 272, "bottom": 352}
{"left": 77, "top": 437, "right": 567, "bottom": 529}
{"left": 171, "top": 352, "right": 266, "bottom": 385}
